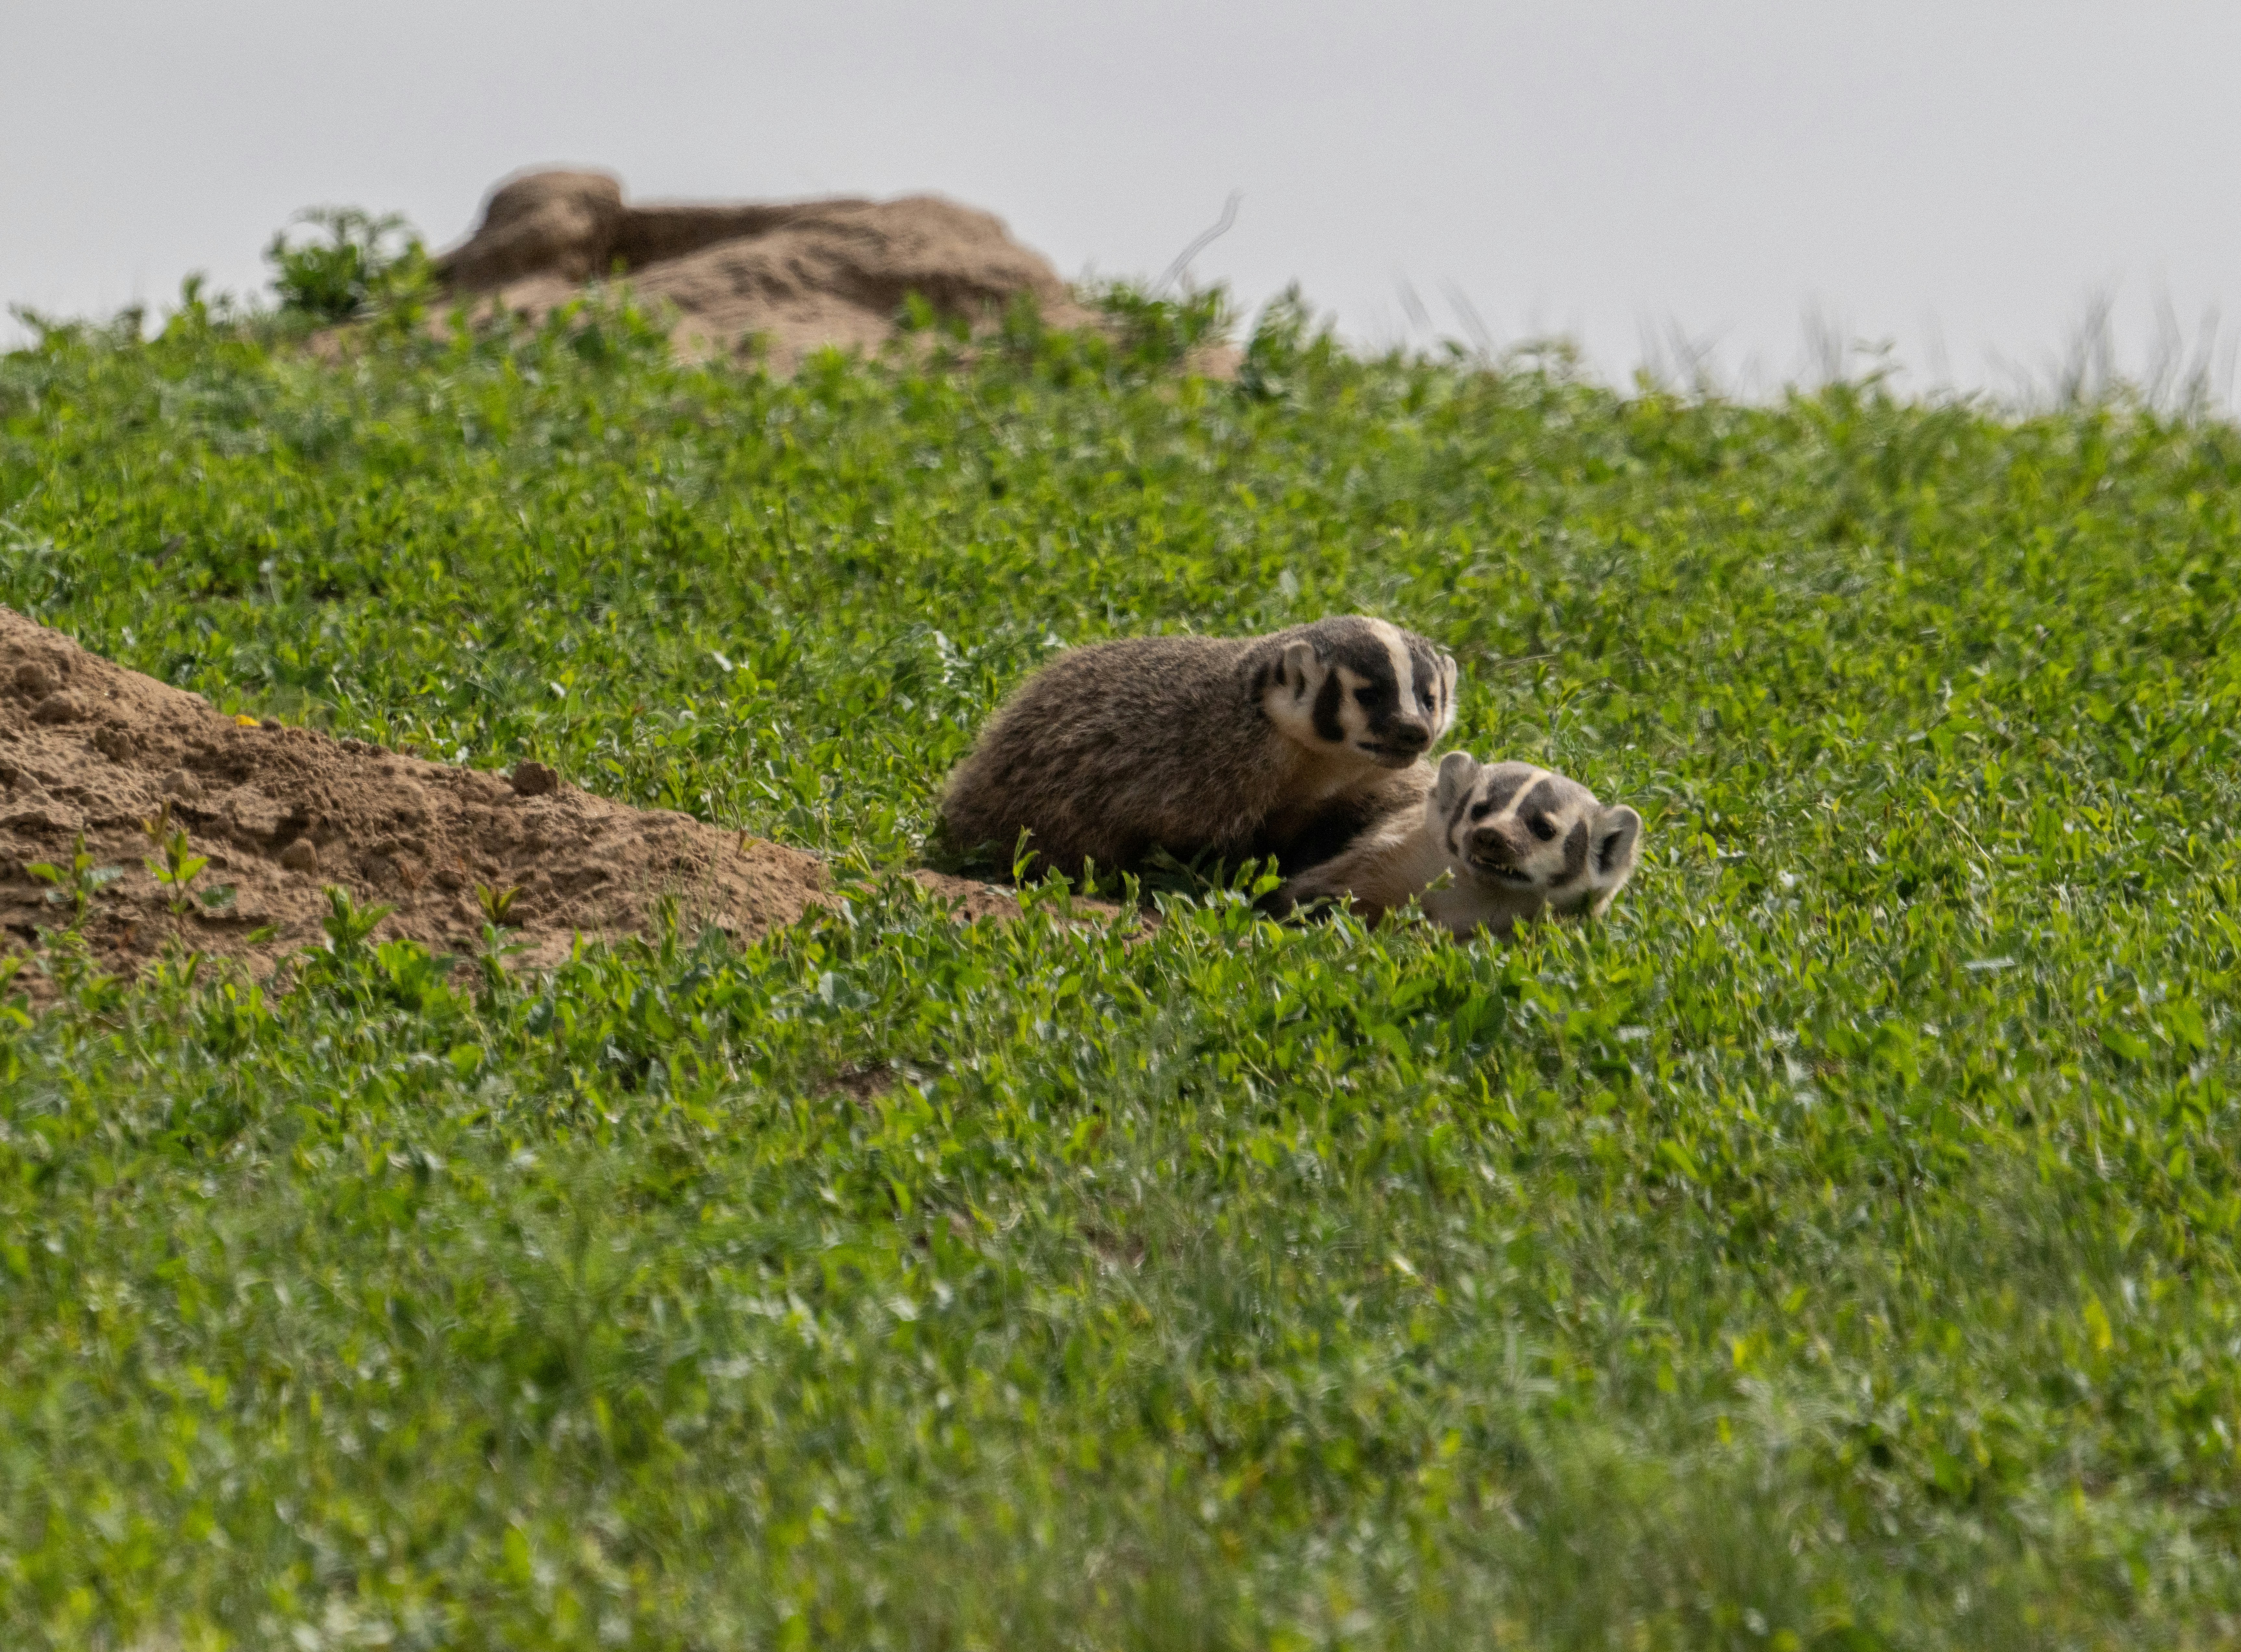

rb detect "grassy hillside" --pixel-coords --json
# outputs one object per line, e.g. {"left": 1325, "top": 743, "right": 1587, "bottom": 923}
{"left": 2, "top": 288, "right": 2239, "bottom": 1649}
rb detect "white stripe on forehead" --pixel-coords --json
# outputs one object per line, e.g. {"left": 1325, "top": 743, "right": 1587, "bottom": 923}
{"left": 1486, "top": 765, "right": 1551, "bottom": 819}
{"left": 1370, "top": 618, "right": 1415, "bottom": 709}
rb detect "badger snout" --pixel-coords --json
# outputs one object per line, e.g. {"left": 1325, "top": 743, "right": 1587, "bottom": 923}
{"left": 1468, "top": 825, "right": 1514, "bottom": 863}
{"left": 1467, "top": 824, "right": 1534, "bottom": 883}
{"left": 1358, "top": 717, "right": 1433, "bottom": 765}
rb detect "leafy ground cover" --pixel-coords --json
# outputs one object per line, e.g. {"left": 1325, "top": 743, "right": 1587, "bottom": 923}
{"left": 1, "top": 276, "right": 2239, "bottom": 1649}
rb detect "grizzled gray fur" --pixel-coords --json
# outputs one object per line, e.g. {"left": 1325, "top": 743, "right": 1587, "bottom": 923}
{"left": 940, "top": 616, "right": 1458, "bottom": 880}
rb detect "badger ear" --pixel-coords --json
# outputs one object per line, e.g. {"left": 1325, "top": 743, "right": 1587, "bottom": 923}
{"left": 1262, "top": 641, "right": 1333, "bottom": 745}
{"left": 1590, "top": 804, "right": 1642, "bottom": 889}
{"left": 1434, "top": 750, "right": 1480, "bottom": 813}
{"left": 1434, "top": 653, "right": 1460, "bottom": 735}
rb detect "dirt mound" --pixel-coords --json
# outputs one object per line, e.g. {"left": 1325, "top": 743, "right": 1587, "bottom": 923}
{"left": 432, "top": 168, "right": 1102, "bottom": 372}
{"left": 0, "top": 609, "right": 1028, "bottom": 986}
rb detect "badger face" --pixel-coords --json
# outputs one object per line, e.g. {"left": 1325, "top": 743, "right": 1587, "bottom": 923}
{"left": 1432, "top": 752, "right": 1642, "bottom": 913}
{"left": 1261, "top": 617, "right": 1458, "bottom": 768}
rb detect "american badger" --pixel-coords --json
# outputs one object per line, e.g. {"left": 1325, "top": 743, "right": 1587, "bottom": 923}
{"left": 1276, "top": 751, "right": 1642, "bottom": 937}
{"left": 939, "top": 616, "right": 1458, "bottom": 880}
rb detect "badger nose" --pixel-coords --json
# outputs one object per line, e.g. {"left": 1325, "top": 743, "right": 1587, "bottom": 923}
{"left": 1470, "top": 826, "right": 1515, "bottom": 863}
{"left": 1387, "top": 721, "right": 1431, "bottom": 753}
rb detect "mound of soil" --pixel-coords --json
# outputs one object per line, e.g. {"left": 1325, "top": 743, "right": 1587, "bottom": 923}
{"left": 0, "top": 609, "right": 1026, "bottom": 986}
{"left": 432, "top": 168, "right": 1104, "bottom": 372}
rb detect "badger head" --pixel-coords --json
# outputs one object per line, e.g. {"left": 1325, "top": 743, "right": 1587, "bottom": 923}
{"left": 1432, "top": 752, "right": 1642, "bottom": 916}
{"left": 1259, "top": 616, "right": 1458, "bottom": 769}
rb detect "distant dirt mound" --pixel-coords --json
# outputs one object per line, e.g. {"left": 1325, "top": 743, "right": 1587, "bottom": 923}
{"left": 0, "top": 610, "right": 1025, "bottom": 986}
{"left": 433, "top": 168, "right": 1101, "bottom": 371}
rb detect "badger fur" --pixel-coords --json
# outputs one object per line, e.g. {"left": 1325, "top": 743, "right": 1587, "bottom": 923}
{"left": 938, "top": 616, "right": 1458, "bottom": 880}
{"left": 1276, "top": 751, "right": 1642, "bottom": 937}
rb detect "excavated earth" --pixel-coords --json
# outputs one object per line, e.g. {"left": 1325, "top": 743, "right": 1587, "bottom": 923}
{"left": 432, "top": 168, "right": 1103, "bottom": 373}
{"left": 421, "top": 168, "right": 1239, "bottom": 378}
{"left": 0, "top": 608, "right": 1030, "bottom": 989}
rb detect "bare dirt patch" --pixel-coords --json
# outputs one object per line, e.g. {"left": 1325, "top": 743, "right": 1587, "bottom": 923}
{"left": 0, "top": 609, "right": 1042, "bottom": 986}
{"left": 820, "top": 1061, "right": 902, "bottom": 1106}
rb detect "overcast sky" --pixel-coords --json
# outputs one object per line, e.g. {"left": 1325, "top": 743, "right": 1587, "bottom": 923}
{"left": 7, "top": 1, "right": 2239, "bottom": 400}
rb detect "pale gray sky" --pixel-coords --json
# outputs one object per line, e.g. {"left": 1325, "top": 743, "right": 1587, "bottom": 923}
{"left": 7, "top": 1, "right": 2239, "bottom": 398}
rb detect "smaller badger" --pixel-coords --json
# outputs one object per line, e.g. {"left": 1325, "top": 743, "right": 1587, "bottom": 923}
{"left": 939, "top": 616, "right": 1458, "bottom": 880}
{"left": 1276, "top": 751, "right": 1642, "bottom": 937}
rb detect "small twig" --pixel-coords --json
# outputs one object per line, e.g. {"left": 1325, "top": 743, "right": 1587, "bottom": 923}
{"left": 1442, "top": 282, "right": 1496, "bottom": 359}
{"left": 1155, "top": 192, "right": 1242, "bottom": 295}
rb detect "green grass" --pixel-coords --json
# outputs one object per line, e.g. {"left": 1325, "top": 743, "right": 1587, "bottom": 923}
{"left": 2, "top": 282, "right": 2239, "bottom": 1650}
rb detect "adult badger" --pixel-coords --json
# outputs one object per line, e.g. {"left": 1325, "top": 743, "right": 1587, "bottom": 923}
{"left": 939, "top": 616, "right": 1458, "bottom": 880}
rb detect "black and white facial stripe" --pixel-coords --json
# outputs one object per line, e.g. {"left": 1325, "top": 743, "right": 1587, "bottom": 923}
{"left": 1433, "top": 752, "right": 1642, "bottom": 905}
{"left": 1261, "top": 616, "right": 1458, "bottom": 768}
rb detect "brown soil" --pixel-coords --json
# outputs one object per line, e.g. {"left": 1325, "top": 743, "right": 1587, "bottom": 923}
{"left": 430, "top": 168, "right": 1107, "bottom": 374}
{"left": 0, "top": 608, "right": 1039, "bottom": 988}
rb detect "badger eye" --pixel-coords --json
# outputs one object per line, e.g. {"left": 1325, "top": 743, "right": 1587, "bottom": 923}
{"left": 1527, "top": 815, "right": 1557, "bottom": 842}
